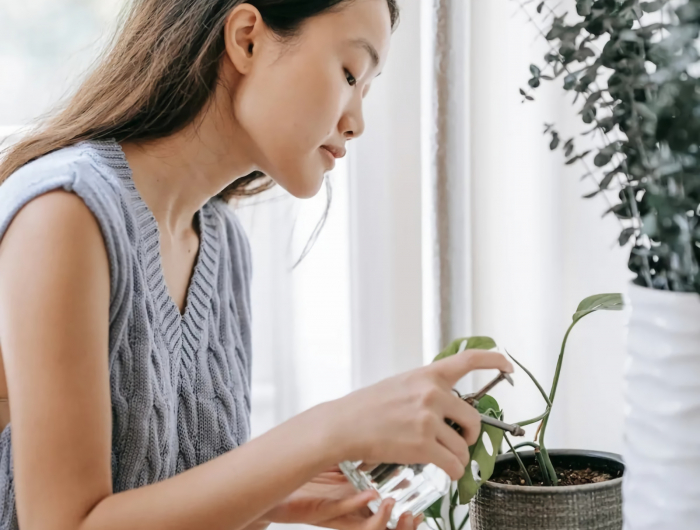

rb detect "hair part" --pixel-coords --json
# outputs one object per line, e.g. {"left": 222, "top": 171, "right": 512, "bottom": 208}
{"left": 0, "top": 0, "right": 399, "bottom": 200}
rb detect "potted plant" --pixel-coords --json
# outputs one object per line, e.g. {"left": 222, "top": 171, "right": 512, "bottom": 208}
{"left": 423, "top": 294, "right": 624, "bottom": 530}
{"left": 511, "top": 1, "right": 700, "bottom": 527}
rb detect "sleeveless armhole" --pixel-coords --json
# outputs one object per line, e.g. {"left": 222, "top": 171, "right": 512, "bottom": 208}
{"left": 0, "top": 147, "right": 131, "bottom": 318}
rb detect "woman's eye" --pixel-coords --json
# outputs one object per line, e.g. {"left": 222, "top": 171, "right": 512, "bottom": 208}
{"left": 345, "top": 69, "right": 357, "bottom": 87}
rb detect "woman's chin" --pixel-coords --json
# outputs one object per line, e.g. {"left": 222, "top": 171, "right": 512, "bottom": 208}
{"left": 276, "top": 173, "right": 325, "bottom": 199}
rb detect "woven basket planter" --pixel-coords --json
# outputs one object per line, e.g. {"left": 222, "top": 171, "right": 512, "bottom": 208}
{"left": 469, "top": 450, "right": 624, "bottom": 530}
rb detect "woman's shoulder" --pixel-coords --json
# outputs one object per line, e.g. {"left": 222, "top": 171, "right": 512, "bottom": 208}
{"left": 0, "top": 141, "right": 133, "bottom": 290}
{"left": 0, "top": 140, "right": 126, "bottom": 216}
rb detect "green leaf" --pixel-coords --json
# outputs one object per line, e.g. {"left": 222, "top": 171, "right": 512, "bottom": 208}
{"left": 619, "top": 227, "right": 636, "bottom": 246}
{"left": 572, "top": 293, "right": 624, "bottom": 323}
{"left": 641, "top": 212, "right": 658, "bottom": 238}
{"left": 432, "top": 336, "right": 497, "bottom": 363}
{"left": 563, "top": 73, "right": 578, "bottom": 90}
{"left": 476, "top": 395, "right": 500, "bottom": 416}
{"left": 530, "top": 64, "right": 541, "bottom": 77}
{"left": 576, "top": 0, "right": 593, "bottom": 16}
{"left": 550, "top": 133, "right": 560, "bottom": 150}
{"left": 564, "top": 139, "right": 575, "bottom": 157}
{"left": 641, "top": 1, "right": 664, "bottom": 13}
{"left": 565, "top": 150, "right": 591, "bottom": 165}
{"left": 457, "top": 396, "right": 504, "bottom": 504}
{"left": 594, "top": 151, "right": 614, "bottom": 167}
{"left": 581, "top": 107, "right": 596, "bottom": 124}
{"left": 599, "top": 166, "right": 621, "bottom": 189}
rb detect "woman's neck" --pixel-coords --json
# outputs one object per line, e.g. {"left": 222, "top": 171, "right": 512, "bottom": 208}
{"left": 120, "top": 87, "right": 257, "bottom": 239}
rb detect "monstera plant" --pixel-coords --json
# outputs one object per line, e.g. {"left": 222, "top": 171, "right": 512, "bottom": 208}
{"left": 423, "top": 294, "right": 624, "bottom": 530}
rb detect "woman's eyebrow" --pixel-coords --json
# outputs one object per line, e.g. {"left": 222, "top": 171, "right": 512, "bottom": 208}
{"left": 347, "top": 37, "right": 380, "bottom": 69}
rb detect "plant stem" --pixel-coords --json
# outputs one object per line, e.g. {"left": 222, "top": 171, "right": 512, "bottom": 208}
{"left": 535, "top": 448, "right": 554, "bottom": 487}
{"left": 539, "top": 446, "right": 557, "bottom": 486}
{"left": 508, "top": 441, "right": 540, "bottom": 452}
{"left": 505, "top": 435, "right": 533, "bottom": 486}
{"left": 534, "top": 419, "right": 543, "bottom": 442}
{"left": 506, "top": 350, "right": 552, "bottom": 407}
{"left": 505, "top": 440, "right": 550, "bottom": 485}
{"left": 536, "top": 320, "right": 577, "bottom": 486}
{"left": 506, "top": 350, "right": 553, "bottom": 426}
{"left": 449, "top": 486, "right": 457, "bottom": 530}
{"left": 544, "top": 318, "right": 576, "bottom": 413}
{"left": 432, "top": 517, "right": 445, "bottom": 530}
{"left": 517, "top": 411, "right": 550, "bottom": 427}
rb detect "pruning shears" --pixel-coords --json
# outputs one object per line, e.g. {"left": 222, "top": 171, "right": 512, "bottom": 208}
{"left": 449, "top": 371, "right": 525, "bottom": 437}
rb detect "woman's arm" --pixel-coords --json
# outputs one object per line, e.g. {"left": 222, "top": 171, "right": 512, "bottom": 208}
{"left": 0, "top": 191, "right": 345, "bottom": 530}
{"left": 0, "top": 190, "right": 512, "bottom": 530}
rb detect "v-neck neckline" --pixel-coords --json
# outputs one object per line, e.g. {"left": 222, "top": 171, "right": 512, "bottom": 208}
{"left": 88, "top": 139, "right": 220, "bottom": 368}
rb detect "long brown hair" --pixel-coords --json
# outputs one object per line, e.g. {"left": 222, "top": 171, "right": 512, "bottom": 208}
{"left": 0, "top": 0, "right": 399, "bottom": 200}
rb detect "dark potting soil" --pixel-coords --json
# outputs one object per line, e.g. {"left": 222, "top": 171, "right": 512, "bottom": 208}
{"left": 490, "top": 463, "right": 622, "bottom": 487}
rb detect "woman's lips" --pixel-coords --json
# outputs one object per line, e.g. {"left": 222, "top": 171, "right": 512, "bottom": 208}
{"left": 321, "top": 145, "right": 347, "bottom": 159}
{"left": 320, "top": 146, "right": 338, "bottom": 169}
{"left": 320, "top": 145, "right": 345, "bottom": 169}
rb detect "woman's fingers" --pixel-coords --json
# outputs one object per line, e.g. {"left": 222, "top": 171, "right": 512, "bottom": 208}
{"left": 435, "top": 421, "right": 470, "bottom": 467}
{"left": 395, "top": 512, "right": 414, "bottom": 530}
{"left": 364, "top": 499, "right": 395, "bottom": 530}
{"left": 432, "top": 350, "right": 513, "bottom": 386}
{"left": 441, "top": 393, "right": 482, "bottom": 446}
{"left": 428, "top": 444, "right": 465, "bottom": 481}
{"left": 327, "top": 490, "right": 379, "bottom": 521}
{"left": 412, "top": 514, "right": 424, "bottom": 530}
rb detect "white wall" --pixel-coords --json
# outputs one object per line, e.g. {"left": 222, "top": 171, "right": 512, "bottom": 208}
{"left": 468, "top": 0, "right": 632, "bottom": 454}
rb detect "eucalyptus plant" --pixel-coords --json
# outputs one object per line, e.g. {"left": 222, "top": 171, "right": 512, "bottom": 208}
{"left": 518, "top": 0, "right": 700, "bottom": 293}
{"left": 423, "top": 293, "right": 624, "bottom": 530}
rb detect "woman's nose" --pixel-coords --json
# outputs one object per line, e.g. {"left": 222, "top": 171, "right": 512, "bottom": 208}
{"left": 342, "top": 98, "right": 366, "bottom": 140}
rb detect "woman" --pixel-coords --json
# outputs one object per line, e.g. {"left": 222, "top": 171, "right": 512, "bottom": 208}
{"left": 0, "top": 1, "right": 512, "bottom": 529}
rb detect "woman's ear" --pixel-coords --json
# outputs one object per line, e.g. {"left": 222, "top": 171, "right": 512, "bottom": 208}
{"left": 224, "top": 4, "right": 265, "bottom": 75}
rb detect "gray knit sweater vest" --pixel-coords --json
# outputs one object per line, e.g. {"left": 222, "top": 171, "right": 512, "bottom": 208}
{"left": 0, "top": 140, "right": 253, "bottom": 529}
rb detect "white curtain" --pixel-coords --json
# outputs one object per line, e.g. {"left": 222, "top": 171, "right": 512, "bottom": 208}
{"left": 465, "top": 0, "right": 631, "bottom": 453}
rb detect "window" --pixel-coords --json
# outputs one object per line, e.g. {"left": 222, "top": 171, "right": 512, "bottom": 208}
{"left": 0, "top": 1, "right": 122, "bottom": 130}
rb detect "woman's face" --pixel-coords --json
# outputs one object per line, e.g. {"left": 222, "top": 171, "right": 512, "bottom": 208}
{"left": 225, "top": 0, "right": 392, "bottom": 198}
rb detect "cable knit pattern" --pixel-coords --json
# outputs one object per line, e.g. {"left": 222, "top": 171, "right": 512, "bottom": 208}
{"left": 0, "top": 140, "right": 252, "bottom": 529}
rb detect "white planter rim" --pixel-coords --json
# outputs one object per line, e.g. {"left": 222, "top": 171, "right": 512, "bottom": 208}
{"left": 628, "top": 280, "right": 700, "bottom": 301}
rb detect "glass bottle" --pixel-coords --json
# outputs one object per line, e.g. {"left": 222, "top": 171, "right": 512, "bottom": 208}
{"left": 340, "top": 370, "right": 514, "bottom": 527}
{"left": 338, "top": 460, "right": 450, "bottom": 529}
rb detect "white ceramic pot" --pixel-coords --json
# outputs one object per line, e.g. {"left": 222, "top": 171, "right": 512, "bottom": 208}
{"left": 623, "top": 282, "right": 700, "bottom": 529}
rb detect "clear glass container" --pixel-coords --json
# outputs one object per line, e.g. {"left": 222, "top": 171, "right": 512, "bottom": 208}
{"left": 339, "top": 460, "right": 450, "bottom": 528}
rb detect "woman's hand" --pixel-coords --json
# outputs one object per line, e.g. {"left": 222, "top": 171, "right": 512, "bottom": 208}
{"left": 324, "top": 350, "right": 513, "bottom": 481}
{"left": 261, "top": 467, "right": 422, "bottom": 530}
